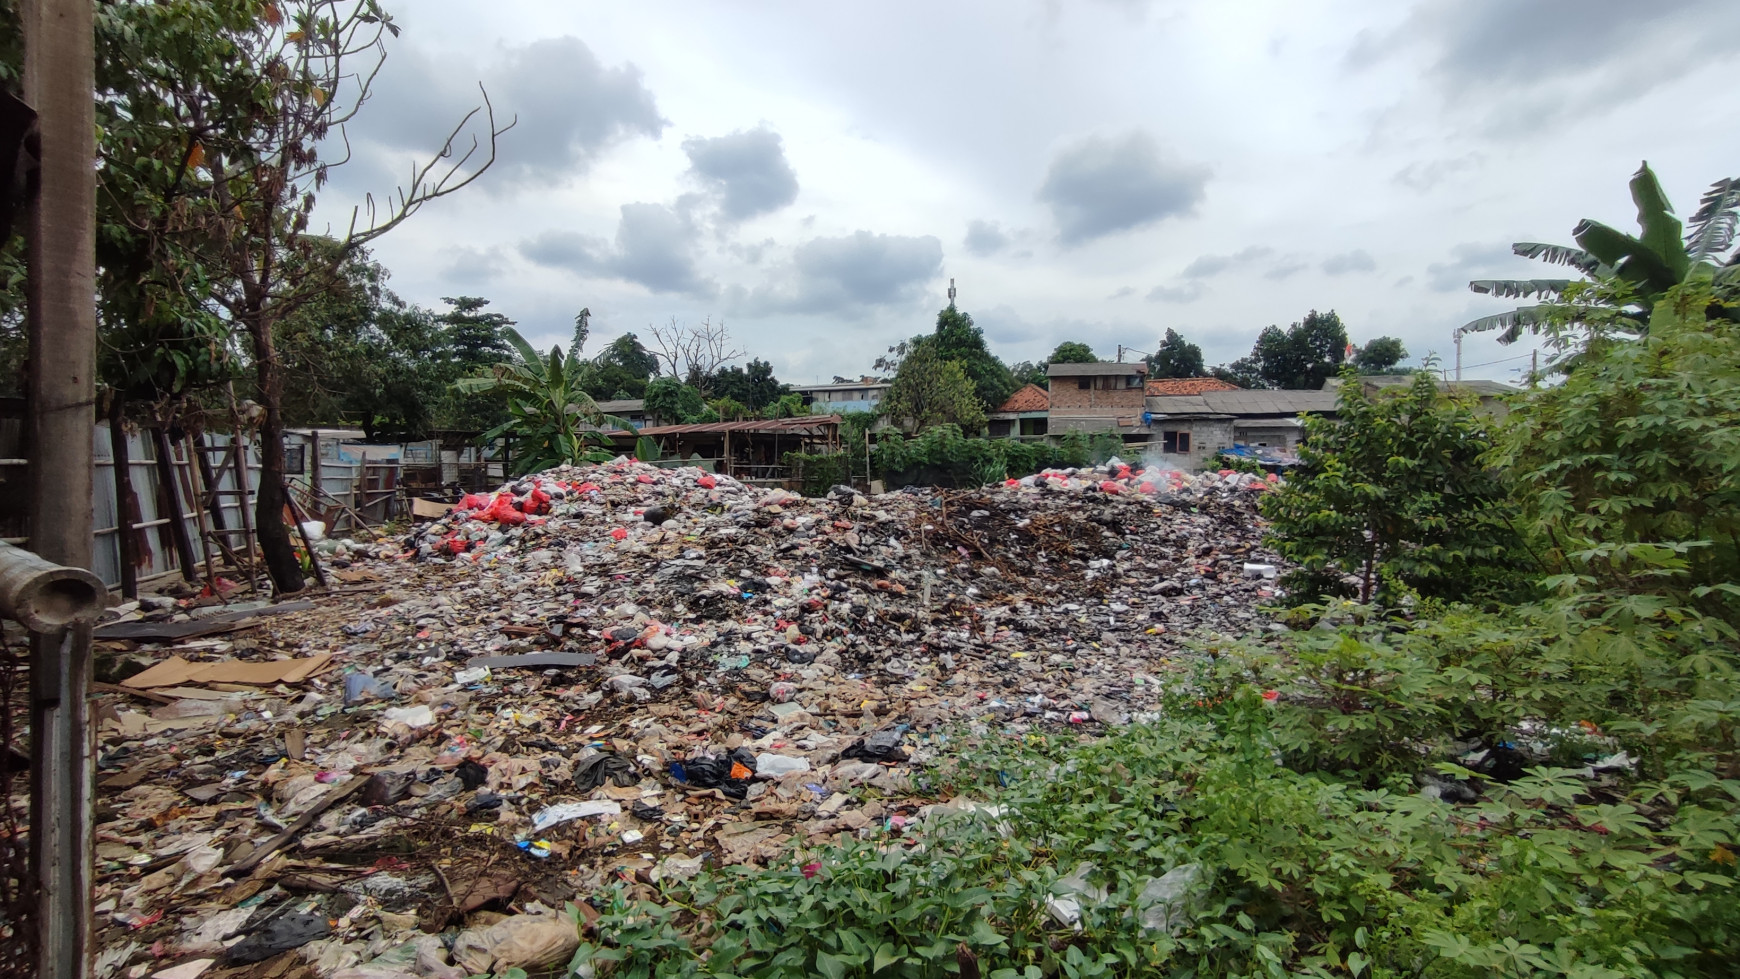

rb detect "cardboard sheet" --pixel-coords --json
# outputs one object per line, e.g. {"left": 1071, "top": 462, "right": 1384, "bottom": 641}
{"left": 121, "top": 653, "right": 335, "bottom": 689}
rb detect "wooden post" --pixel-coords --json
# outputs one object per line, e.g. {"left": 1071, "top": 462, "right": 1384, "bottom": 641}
{"left": 106, "top": 396, "right": 138, "bottom": 599}
{"left": 21, "top": 0, "right": 97, "bottom": 973}
{"left": 308, "top": 428, "right": 321, "bottom": 513}
{"left": 151, "top": 426, "right": 197, "bottom": 583}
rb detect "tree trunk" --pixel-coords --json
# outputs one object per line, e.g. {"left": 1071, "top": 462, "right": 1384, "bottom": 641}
{"left": 107, "top": 397, "right": 139, "bottom": 599}
{"left": 248, "top": 309, "right": 305, "bottom": 595}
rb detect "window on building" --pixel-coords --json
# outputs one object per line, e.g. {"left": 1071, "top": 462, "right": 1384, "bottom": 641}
{"left": 1077, "top": 379, "right": 1091, "bottom": 389}
{"left": 1125, "top": 375, "right": 1142, "bottom": 388}
{"left": 284, "top": 444, "right": 307, "bottom": 474}
{"left": 1161, "top": 431, "right": 1192, "bottom": 454}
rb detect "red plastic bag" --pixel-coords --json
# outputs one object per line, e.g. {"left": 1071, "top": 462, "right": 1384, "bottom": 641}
{"left": 459, "top": 494, "right": 489, "bottom": 511}
{"left": 697, "top": 475, "right": 716, "bottom": 489}
{"left": 610, "top": 527, "right": 628, "bottom": 541}
{"left": 1099, "top": 480, "right": 1122, "bottom": 494}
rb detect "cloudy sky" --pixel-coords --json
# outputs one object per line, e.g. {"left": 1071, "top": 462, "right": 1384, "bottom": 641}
{"left": 317, "top": 0, "right": 1740, "bottom": 385}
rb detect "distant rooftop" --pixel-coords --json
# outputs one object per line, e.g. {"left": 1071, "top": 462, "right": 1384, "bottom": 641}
{"left": 1046, "top": 361, "right": 1148, "bottom": 377}
{"left": 1145, "top": 377, "right": 1239, "bottom": 396}
{"left": 1326, "top": 375, "right": 1519, "bottom": 396}
{"left": 996, "top": 383, "right": 1050, "bottom": 413}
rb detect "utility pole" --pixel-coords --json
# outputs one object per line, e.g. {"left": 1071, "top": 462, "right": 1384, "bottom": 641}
{"left": 1530, "top": 348, "right": 1538, "bottom": 388}
{"left": 1453, "top": 328, "right": 1463, "bottom": 381}
{"left": 22, "top": 0, "right": 98, "bottom": 975}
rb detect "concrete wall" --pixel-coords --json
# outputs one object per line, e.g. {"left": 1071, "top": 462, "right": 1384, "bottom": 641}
{"left": 1145, "top": 418, "right": 1234, "bottom": 470}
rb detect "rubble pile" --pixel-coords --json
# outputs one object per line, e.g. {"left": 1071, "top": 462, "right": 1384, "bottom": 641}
{"left": 88, "top": 460, "right": 1284, "bottom": 978}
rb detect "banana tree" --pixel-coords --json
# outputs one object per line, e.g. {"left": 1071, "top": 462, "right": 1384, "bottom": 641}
{"left": 452, "top": 327, "right": 636, "bottom": 475}
{"left": 1463, "top": 163, "right": 1740, "bottom": 342}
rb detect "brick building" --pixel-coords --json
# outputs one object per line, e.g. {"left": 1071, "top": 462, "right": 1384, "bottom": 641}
{"left": 1045, "top": 361, "right": 1149, "bottom": 437}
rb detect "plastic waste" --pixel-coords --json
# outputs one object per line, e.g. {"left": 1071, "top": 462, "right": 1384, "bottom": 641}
{"left": 380, "top": 705, "right": 435, "bottom": 729}
{"left": 451, "top": 914, "right": 580, "bottom": 975}
{"left": 574, "top": 753, "right": 638, "bottom": 790}
{"left": 1137, "top": 863, "right": 1204, "bottom": 934}
{"left": 531, "top": 800, "right": 622, "bottom": 831}
{"left": 224, "top": 912, "right": 332, "bottom": 964}
{"left": 841, "top": 729, "right": 909, "bottom": 763}
{"left": 754, "top": 754, "right": 811, "bottom": 777}
{"left": 344, "top": 672, "right": 396, "bottom": 705}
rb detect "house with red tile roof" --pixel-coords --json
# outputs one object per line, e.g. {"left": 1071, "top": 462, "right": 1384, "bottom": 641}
{"left": 987, "top": 383, "right": 1049, "bottom": 439}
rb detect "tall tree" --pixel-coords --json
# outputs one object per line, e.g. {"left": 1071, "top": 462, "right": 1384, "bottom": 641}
{"left": 711, "top": 358, "right": 787, "bottom": 409}
{"left": 581, "top": 332, "right": 660, "bottom": 401}
{"left": 1047, "top": 341, "right": 1098, "bottom": 363}
{"left": 1008, "top": 360, "right": 1049, "bottom": 389}
{"left": 1221, "top": 310, "right": 1349, "bottom": 389}
{"left": 81, "top": 0, "right": 510, "bottom": 594}
{"left": 647, "top": 317, "right": 743, "bottom": 391}
{"left": 1148, "top": 328, "right": 1205, "bottom": 378}
{"left": 1353, "top": 336, "right": 1409, "bottom": 374}
{"left": 881, "top": 337, "right": 986, "bottom": 433}
{"left": 931, "top": 304, "right": 1017, "bottom": 411}
{"left": 274, "top": 244, "right": 445, "bottom": 440}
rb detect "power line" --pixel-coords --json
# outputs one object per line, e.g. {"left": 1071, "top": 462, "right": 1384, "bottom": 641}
{"left": 1456, "top": 352, "right": 1534, "bottom": 372}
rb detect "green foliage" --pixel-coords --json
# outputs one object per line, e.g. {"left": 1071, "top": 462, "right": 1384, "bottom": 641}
{"left": 569, "top": 599, "right": 1740, "bottom": 977}
{"left": 881, "top": 339, "right": 988, "bottom": 434}
{"left": 932, "top": 305, "right": 1018, "bottom": 411}
{"left": 1464, "top": 162, "right": 1740, "bottom": 343}
{"left": 864, "top": 427, "right": 1122, "bottom": 490}
{"left": 1262, "top": 371, "right": 1522, "bottom": 606}
{"left": 1007, "top": 360, "right": 1050, "bottom": 389}
{"left": 451, "top": 328, "right": 627, "bottom": 476}
{"left": 644, "top": 378, "right": 710, "bottom": 425}
{"left": 1233, "top": 310, "right": 1350, "bottom": 390}
{"left": 1148, "top": 328, "right": 1206, "bottom": 379}
{"left": 762, "top": 392, "right": 810, "bottom": 419}
{"left": 1492, "top": 278, "right": 1740, "bottom": 625}
{"left": 1047, "top": 341, "right": 1098, "bottom": 363}
{"left": 1353, "top": 336, "right": 1409, "bottom": 374}
{"left": 711, "top": 358, "right": 788, "bottom": 410}
{"left": 273, "top": 245, "right": 446, "bottom": 440}
{"left": 580, "top": 332, "right": 661, "bottom": 401}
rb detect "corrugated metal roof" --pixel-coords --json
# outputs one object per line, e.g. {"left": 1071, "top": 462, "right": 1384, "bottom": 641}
{"left": 1046, "top": 361, "right": 1148, "bottom": 377}
{"left": 1144, "top": 394, "right": 1217, "bottom": 415}
{"left": 1201, "top": 390, "right": 1338, "bottom": 414}
{"left": 595, "top": 399, "right": 645, "bottom": 413}
{"left": 633, "top": 415, "right": 842, "bottom": 437}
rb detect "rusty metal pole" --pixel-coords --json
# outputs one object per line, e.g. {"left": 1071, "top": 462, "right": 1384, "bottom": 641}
{"left": 21, "top": 0, "right": 97, "bottom": 974}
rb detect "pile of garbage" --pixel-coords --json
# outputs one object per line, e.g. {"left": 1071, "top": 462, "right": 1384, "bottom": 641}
{"left": 87, "top": 460, "right": 1285, "bottom": 978}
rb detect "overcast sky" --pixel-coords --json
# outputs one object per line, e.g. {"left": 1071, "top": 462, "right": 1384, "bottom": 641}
{"left": 316, "top": 0, "right": 1740, "bottom": 385}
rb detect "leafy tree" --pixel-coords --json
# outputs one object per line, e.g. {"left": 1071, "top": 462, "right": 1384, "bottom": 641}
{"left": 1493, "top": 276, "right": 1740, "bottom": 625}
{"left": 1261, "top": 370, "right": 1521, "bottom": 605}
{"left": 1222, "top": 310, "right": 1350, "bottom": 389}
{"left": 37, "top": 0, "right": 510, "bottom": 593}
{"left": 711, "top": 358, "right": 787, "bottom": 409}
{"left": 1007, "top": 360, "right": 1049, "bottom": 389}
{"left": 1147, "top": 328, "right": 1205, "bottom": 378}
{"left": 1047, "top": 341, "right": 1097, "bottom": 363}
{"left": 762, "top": 393, "right": 811, "bottom": 419}
{"left": 451, "top": 330, "right": 627, "bottom": 476}
{"left": 881, "top": 338, "right": 987, "bottom": 434}
{"left": 644, "top": 377, "right": 709, "bottom": 425}
{"left": 931, "top": 305, "right": 1017, "bottom": 411}
{"left": 274, "top": 245, "right": 444, "bottom": 440}
{"left": 708, "top": 397, "right": 753, "bottom": 421}
{"left": 581, "top": 332, "right": 660, "bottom": 401}
{"left": 1464, "top": 162, "right": 1740, "bottom": 343}
{"left": 1352, "top": 336, "right": 1408, "bottom": 374}
{"left": 1210, "top": 356, "right": 1264, "bottom": 389}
